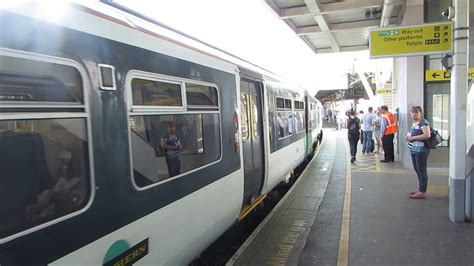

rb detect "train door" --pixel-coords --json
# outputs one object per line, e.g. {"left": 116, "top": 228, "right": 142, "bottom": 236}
{"left": 304, "top": 96, "right": 311, "bottom": 155}
{"left": 240, "top": 79, "right": 265, "bottom": 207}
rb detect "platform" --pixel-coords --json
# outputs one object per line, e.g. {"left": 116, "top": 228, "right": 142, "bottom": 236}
{"left": 227, "top": 128, "right": 474, "bottom": 266}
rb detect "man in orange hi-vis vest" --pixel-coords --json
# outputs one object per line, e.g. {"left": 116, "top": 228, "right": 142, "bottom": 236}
{"left": 380, "top": 105, "right": 397, "bottom": 162}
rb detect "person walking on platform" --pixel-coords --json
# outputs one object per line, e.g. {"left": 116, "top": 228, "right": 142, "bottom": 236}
{"left": 406, "top": 106, "right": 431, "bottom": 199}
{"left": 347, "top": 110, "right": 361, "bottom": 163}
{"left": 362, "top": 107, "right": 375, "bottom": 154}
{"left": 380, "top": 105, "right": 397, "bottom": 162}
{"left": 358, "top": 110, "right": 364, "bottom": 144}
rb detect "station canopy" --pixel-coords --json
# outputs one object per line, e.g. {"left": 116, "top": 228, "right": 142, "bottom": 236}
{"left": 264, "top": 0, "right": 407, "bottom": 54}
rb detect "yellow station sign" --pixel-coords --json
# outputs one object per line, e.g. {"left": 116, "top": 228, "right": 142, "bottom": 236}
{"left": 370, "top": 22, "right": 453, "bottom": 58}
{"left": 425, "top": 68, "right": 474, "bottom": 81}
{"left": 376, "top": 89, "right": 393, "bottom": 94}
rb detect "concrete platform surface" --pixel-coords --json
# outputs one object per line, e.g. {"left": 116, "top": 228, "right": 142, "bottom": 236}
{"left": 228, "top": 129, "right": 474, "bottom": 266}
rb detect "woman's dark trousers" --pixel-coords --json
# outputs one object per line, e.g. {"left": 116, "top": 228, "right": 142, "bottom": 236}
{"left": 411, "top": 150, "right": 430, "bottom": 193}
{"left": 348, "top": 135, "right": 358, "bottom": 158}
{"left": 166, "top": 158, "right": 181, "bottom": 177}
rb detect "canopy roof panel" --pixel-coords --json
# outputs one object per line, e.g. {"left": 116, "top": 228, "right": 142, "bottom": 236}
{"left": 264, "top": 0, "right": 408, "bottom": 53}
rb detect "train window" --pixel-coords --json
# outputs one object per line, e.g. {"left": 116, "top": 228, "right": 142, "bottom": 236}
{"left": 132, "top": 78, "right": 183, "bottom": 107}
{"left": 251, "top": 95, "right": 260, "bottom": 138}
{"left": 240, "top": 94, "right": 249, "bottom": 141}
{"left": 311, "top": 105, "right": 318, "bottom": 130}
{"left": 128, "top": 71, "right": 222, "bottom": 188}
{"left": 98, "top": 64, "right": 116, "bottom": 91}
{"left": 276, "top": 97, "right": 295, "bottom": 138}
{"left": 296, "top": 111, "right": 305, "bottom": 132}
{"left": 130, "top": 113, "right": 221, "bottom": 187}
{"left": 0, "top": 50, "right": 92, "bottom": 243}
{"left": 313, "top": 103, "right": 319, "bottom": 129}
{"left": 0, "top": 118, "right": 90, "bottom": 240}
{"left": 295, "top": 101, "right": 304, "bottom": 110}
{"left": 293, "top": 101, "right": 305, "bottom": 132}
{"left": 0, "top": 55, "right": 83, "bottom": 104}
{"left": 278, "top": 111, "right": 299, "bottom": 138}
{"left": 276, "top": 112, "right": 288, "bottom": 138}
{"left": 276, "top": 97, "right": 284, "bottom": 109}
{"left": 186, "top": 83, "right": 218, "bottom": 107}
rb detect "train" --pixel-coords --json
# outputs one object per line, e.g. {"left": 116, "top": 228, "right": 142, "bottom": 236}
{"left": 0, "top": 1, "right": 323, "bottom": 265}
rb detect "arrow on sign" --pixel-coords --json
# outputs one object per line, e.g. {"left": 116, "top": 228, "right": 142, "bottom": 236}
{"left": 432, "top": 72, "right": 440, "bottom": 79}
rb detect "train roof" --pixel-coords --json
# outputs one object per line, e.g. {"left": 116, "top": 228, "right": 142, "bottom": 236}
{"left": 2, "top": 1, "right": 302, "bottom": 89}
{"left": 95, "top": 1, "right": 286, "bottom": 81}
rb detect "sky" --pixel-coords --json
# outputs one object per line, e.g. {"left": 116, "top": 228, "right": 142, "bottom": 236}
{"left": 112, "top": 0, "right": 391, "bottom": 95}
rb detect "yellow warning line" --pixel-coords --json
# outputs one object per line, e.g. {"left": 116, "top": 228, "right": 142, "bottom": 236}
{"left": 375, "top": 153, "right": 381, "bottom": 172}
{"left": 427, "top": 185, "right": 449, "bottom": 196}
{"left": 337, "top": 138, "right": 352, "bottom": 266}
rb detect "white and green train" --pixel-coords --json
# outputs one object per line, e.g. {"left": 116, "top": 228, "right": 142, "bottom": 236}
{"left": 0, "top": 1, "right": 323, "bottom": 265}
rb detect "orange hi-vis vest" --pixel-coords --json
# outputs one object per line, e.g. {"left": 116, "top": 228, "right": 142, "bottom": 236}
{"left": 384, "top": 111, "right": 397, "bottom": 135}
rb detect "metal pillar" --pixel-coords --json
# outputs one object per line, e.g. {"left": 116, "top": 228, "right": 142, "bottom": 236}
{"left": 356, "top": 70, "right": 376, "bottom": 101}
{"left": 449, "top": 0, "right": 469, "bottom": 222}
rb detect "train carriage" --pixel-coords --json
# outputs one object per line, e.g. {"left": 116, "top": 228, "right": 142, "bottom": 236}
{"left": 305, "top": 93, "right": 324, "bottom": 158}
{"left": 0, "top": 1, "right": 323, "bottom": 265}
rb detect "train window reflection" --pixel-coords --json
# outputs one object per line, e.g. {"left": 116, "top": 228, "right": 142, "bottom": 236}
{"left": 0, "top": 55, "right": 83, "bottom": 104}
{"left": 132, "top": 78, "right": 183, "bottom": 106}
{"left": 240, "top": 94, "right": 249, "bottom": 141}
{"left": 276, "top": 97, "right": 284, "bottom": 109}
{"left": 296, "top": 111, "right": 305, "bottom": 132}
{"left": 186, "top": 83, "right": 218, "bottom": 107}
{"left": 0, "top": 118, "right": 90, "bottom": 239}
{"left": 130, "top": 113, "right": 221, "bottom": 187}
{"left": 276, "top": 97, "right": 294, "bottom": 138}
{"left": 276, "top": 112, "right": 289, "bottom": 138}
{"left": 251, "top": 95, "right": 260, "bottom": 138}
{"left": 294, "top": 100, "right": 305, "bottom": 132}
{"left": 295, "top": 101, "right": 304, "bottom": 110}
{"left": 309, "top": 103, "right": 318, "bottom": 130}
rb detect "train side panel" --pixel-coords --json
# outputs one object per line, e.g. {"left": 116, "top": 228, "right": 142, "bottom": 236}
{"left": 51, "top": 170, "right": 243, "bottom": 265}
{"left": 0, "top": 4, "right": 243, "bottom": 265}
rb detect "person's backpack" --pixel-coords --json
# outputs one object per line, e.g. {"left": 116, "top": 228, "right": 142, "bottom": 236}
{"left": 348, "top": 118, "right": 360, "bottom": 136}
{"left": 425, "top": 127, "right": 443, "bottom": 149}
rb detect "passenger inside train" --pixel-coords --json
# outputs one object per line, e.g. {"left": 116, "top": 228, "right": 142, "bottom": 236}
{"left": 0, "top": 118, "right": 89, "bottom": 238}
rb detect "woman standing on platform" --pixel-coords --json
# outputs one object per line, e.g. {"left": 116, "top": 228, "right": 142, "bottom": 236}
{"left": 161, "top": 121, "right": 182, "bottom": 177}
{"left": 347, "top": 110, "right": 361, "bottom": 163}
{"left": 406, "top": 106, "right": 431, "bottom": 199}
